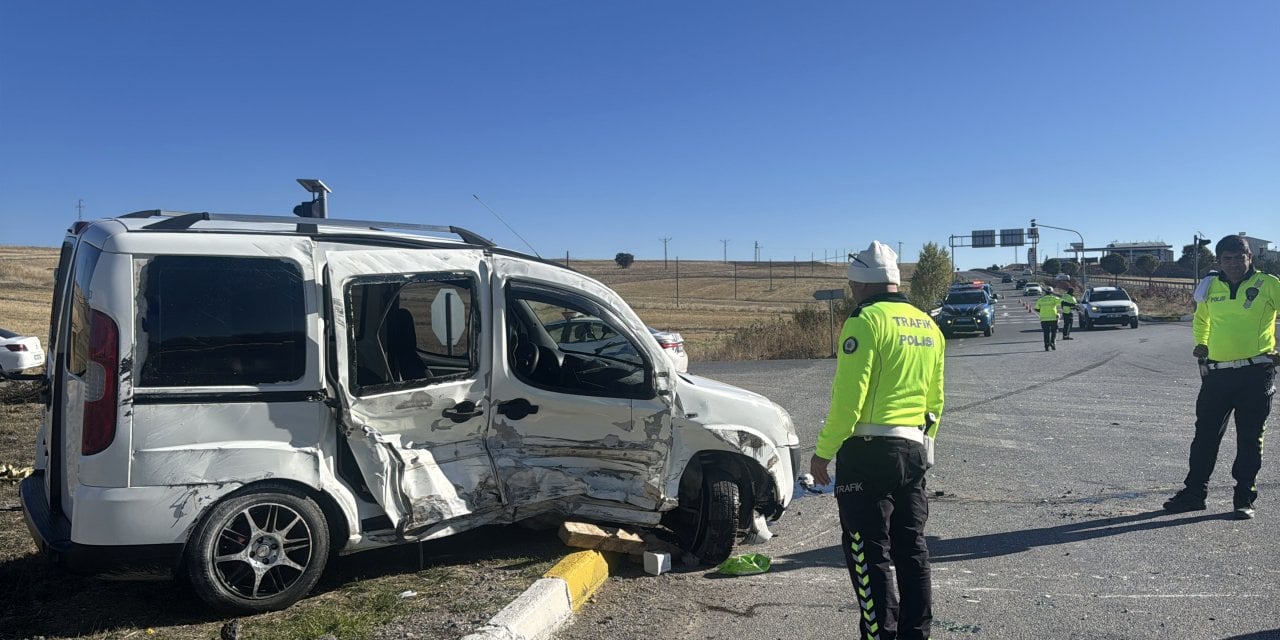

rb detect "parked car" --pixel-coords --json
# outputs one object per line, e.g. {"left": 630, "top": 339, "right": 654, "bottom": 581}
{"left": 938, "top": 289, "right": 995, "bottom": 337}
{"left": 649, "top": 327, "right": 689, "bottom": 373}
{"left": 543, "top": 316, "right": 689, "bottom": 373}
{"left": 1024, "top": 284, "right": 1044, "bottom": 296}
{"left": 1078, "top": 286, "right": 1140, "bottom": 329}
{"left": 21, "top": 209, "right": 798, "bottom": 613}
{"left": 0, "top": 328, "right": 45, "bottom": 374}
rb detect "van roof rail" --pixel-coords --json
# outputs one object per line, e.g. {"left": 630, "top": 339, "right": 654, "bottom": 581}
{"left": 125, "top": 210, "right": 495, "bottom": 247}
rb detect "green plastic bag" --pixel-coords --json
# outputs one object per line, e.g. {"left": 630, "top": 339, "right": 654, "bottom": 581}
{"left": 716, "top": 553, "right": 772, "bottom": 575}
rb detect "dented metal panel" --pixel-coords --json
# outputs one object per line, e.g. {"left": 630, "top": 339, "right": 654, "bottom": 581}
{"left": 130, "top": 402, "right": 328, "bottom": 486}
{"left": 664, "top": 373, "right": 800, "bottom": 509}
{"left": 325, "top": 247, "right": 498, "bottom": 534}
{"left": 488, "top": 255, "right": 674, "bottom": 516}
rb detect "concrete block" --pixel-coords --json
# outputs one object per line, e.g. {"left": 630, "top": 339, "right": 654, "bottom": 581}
{"left": 643, "top": 551, "right": 671, "bottom": 575}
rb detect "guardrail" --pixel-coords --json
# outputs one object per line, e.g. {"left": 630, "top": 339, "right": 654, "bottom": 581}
{"left": 1053, "top": 275, "right": 1196, "bottom": 291}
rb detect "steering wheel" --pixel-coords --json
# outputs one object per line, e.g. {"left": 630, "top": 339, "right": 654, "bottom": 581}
{"left": 512, "top": 339, "right": 540, "bottom": 376}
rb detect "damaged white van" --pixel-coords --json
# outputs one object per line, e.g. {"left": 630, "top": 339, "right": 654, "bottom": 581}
{"left": 21, "top": 211, "right": 799, "bottom": 612}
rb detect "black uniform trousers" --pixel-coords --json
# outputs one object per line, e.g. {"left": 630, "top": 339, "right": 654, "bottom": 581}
{"left": 1061, "top": 312, "right": 1073, "bottom": 338}
{"left": 1182, "top": 363, "right": 1275, "bottom": 507}
{"left": 835, "top": 436, "right": 931, "bottom": 640}
{"left": 1040, "top": 320, "right": 1058, "bottom": 349}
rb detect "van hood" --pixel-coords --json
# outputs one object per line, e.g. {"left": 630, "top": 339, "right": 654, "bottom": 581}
{"left": 1090, "top": 301, "right": 1135, "bottom": 310}
{"left": 672, "top": 373, "right": 798, "bottom": 447}
{"left": 941, "top": 303, "right": 988, "bottom": 315}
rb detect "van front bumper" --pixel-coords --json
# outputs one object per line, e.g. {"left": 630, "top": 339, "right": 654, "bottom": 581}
{"left": 20, "top": 471, "right": 182, "bottom": 578}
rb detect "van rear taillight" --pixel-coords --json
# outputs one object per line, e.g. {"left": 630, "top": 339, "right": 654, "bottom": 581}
{"left": 4, "top": 344, "right": 27, "bottom": 352}
{"left": 83, "top": 310, "right": 119, "bottom": 456}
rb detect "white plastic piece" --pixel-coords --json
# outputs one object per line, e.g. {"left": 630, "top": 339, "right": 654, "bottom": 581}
{"left": 743, "top": 511, "right": 774, "bottom": 545}
{"left": 644, "top": 551, "right": 672, "bottom": 575}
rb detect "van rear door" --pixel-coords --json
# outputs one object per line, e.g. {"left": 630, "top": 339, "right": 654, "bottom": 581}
{"left": 39, "top": 236, "right": 80, "bottom": 518}
{"left": 325, "top": 248, "right": 500, "bottom": 536}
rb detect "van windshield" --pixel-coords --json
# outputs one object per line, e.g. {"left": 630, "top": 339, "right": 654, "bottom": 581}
{"left": 1090, "top": 290, "right": 1131, "bottom": 302}
{"left": 945, "top": 292, "right": 987, "bottom": 305}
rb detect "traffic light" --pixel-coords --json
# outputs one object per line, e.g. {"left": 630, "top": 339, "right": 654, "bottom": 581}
{"left": 1196, "top": 235, "right": 1211, "bottom": 248}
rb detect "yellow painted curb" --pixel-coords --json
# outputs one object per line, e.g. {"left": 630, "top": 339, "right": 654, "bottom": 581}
{"left": 542, "top": 550, "right": 610, "bottom": 611}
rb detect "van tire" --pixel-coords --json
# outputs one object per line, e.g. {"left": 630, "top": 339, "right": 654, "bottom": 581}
{"left": 688, "top": 469, "right": 742, "bottom": 565}
{"left": 185, "top": 485, "right": 330, "bottom": 613}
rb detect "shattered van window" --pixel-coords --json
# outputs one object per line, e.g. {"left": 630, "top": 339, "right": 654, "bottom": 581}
{"left": 139, "top": 256, "right": 306, "bottom": 386}
{"left": 347, "top": 275, "right": 477, "bottom": 395}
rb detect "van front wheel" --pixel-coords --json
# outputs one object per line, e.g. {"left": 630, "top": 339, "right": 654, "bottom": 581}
{"left": 186, "top": 485, "right": 330, "bottom": 613}
{"left": 684, "top": 469, "right": 743, "bottom": 565}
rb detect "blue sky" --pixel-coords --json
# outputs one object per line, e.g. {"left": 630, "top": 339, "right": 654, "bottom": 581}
{"left": 2, "top": 1, "right": 1276, "bottom": 267}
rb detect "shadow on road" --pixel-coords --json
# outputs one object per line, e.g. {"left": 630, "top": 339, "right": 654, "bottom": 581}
{"left": 765, "top": 508, "right": 1233, "bottom": 574}
{"left": 928, "top": 509, "right": 1227, "bottom": 563}
{"left": 1221, "top": 630, "right": 1280, "bottom": 639}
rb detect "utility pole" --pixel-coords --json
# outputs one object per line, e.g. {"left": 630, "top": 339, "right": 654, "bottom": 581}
{"left": 720, "top": 239, "right": 729, "bottom": 263}
{"left": 660, "top": 237, "right": 672, "bottom": 269}
{"left": 897, "top": 241, "right": 903, "bottom": 263}
{"left": 1193, "top": 232, "right": 1209, "bottom": 280}
{"left": 76, "top": 198, "right": 84, "bottom": 221}
{"left": 754, "top": 241, "right": 760, "bottom": 264}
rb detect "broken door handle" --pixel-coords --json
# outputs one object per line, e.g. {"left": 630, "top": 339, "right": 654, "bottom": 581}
{"left": 495, "top": 398, "right": 540, "bottom": 420}
{"left": 442, "top": 400, "right": 483, "bottom": 423}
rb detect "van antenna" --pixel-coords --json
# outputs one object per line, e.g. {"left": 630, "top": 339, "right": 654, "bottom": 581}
{"left": 473, "top": 194, "right": 540, "bottom": 258}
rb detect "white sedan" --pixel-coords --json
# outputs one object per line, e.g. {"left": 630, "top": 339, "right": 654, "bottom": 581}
{"left": 649, "top": 327, "right": 689, "bottom": 373}
{"left": 0, "top": 328, "right": 45, "bottom": 374}
{"left": 543, "top": 317, "right": 689, "bottom": 373}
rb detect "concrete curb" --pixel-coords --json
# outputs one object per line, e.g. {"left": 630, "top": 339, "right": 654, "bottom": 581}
{"left": 460, "top": 550, "right": 611, "bottom": 640}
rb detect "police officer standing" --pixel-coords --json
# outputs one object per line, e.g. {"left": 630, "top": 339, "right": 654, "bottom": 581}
{"left": 1060, "top": 287, "right": 1078, "bottom": 340}
{"left": 1164, "top": 235, "right": 1280, "bottom": 519}
{"left": 810, "top": 241, "right": 945, "bottom": 640}
{"left": 1034, "top": 287, "right": 1062, "bottom": 351}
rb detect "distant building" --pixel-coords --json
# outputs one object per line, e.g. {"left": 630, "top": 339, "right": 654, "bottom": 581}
{"left": 1232, "top": 232, "right": 1270, "bottom": 258}
{"left": 1102, "top": 241, "right": 1175, "bottom": 263}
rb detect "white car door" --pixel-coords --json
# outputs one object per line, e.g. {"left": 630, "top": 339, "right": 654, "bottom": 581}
{"left": 489, "top": 255, "right": 675, "bottom": 522}
{"left": 326, "top": 248, "right": 501, "bottom": 535}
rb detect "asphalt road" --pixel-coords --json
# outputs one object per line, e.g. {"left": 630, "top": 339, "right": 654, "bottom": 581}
{"left": 559, "top": 280, "right": 1280, "bottom": 640}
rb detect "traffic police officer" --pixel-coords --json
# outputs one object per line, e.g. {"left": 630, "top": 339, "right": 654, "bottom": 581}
{"left": 1034, "top": 288, "right": 1062, "bottom": 351}
{"left": 1165, "top": 234, "right": 1280, "bottom": 519}
{"left": 810, "top": 241, "right": 945, "bottom": 640}
{"left": 1059, "top": 287, "right": 1078, "bottom": 339}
